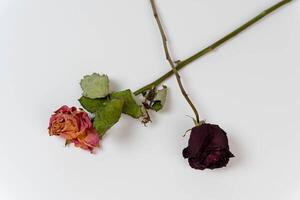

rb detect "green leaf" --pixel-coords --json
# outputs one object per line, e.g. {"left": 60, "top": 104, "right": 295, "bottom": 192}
{"left": 78, "top": 96, "right": 107, "bottom": 113}
{"left": 93, "top": 98, "right": 124, "bottom": 136}
{"left": 151, "top": 102, "right": 162, "bottom": 112}
{"left": 151, "top": 85, "right": 167, "bottom": 112}
{"left": 111, "top": 89, "right": 143, "bottom": 118}
{"left": 80, "top": 73, "right": 109, "bottom": 99}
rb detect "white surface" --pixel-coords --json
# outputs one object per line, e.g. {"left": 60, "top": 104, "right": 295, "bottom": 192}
{"left": 0, "top": 0, "right": 300, "bottom": 200}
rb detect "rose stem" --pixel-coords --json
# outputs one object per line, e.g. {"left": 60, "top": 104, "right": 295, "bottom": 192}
{"left": 134, "top": 0, "right": 293, "bottom": 96}
{"left": 149, "top": 0, "right": 200, "bottom": 123}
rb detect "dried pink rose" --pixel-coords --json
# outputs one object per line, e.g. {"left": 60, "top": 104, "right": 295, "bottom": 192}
{"left": 72, "top": 128, "right": 100, "bottom": 152}
{"left": 48, "top": 105, "right": 100, "bottom": 152}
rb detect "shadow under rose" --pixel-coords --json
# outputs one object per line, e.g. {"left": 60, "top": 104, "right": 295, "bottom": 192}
{"left": 223, "top": 127, "right": 243, "bottom": 171}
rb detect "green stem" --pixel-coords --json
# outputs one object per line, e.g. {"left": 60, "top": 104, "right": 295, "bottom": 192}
{"left": 134, "top": 0, "right": 292, "bottom": 96}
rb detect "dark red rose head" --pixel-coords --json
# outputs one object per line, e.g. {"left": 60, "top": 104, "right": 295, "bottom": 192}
{"left": 183, "top": 123, "right": 234, "bottom": 170}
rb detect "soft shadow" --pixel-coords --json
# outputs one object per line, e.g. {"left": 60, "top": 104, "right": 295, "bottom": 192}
{"left": 106, "top": 114, "right": 138, "bottom": 146}
{"left": 109, "top": 79, "right": 122, "bottom": 92}
{"left": 225, "top": 127, "right": 244, "bottom": 170}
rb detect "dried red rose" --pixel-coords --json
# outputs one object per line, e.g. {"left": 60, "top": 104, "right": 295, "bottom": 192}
{"left": 183, "top": 123, "right": 234, "bottom": 170}
{"left": 48, "top": 105, "right": 100, "bottom": 153}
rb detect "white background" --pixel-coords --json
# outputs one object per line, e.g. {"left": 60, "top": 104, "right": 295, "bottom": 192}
{"left": 0, "top": 0, "right": 299, "bottom": 200}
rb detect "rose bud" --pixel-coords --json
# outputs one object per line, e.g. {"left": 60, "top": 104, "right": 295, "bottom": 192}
{"left": 182, "top": 123, "right": 234, "bottom": 170}
{"left": 48, "top": 105, "right": 100, "bottom": 153}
